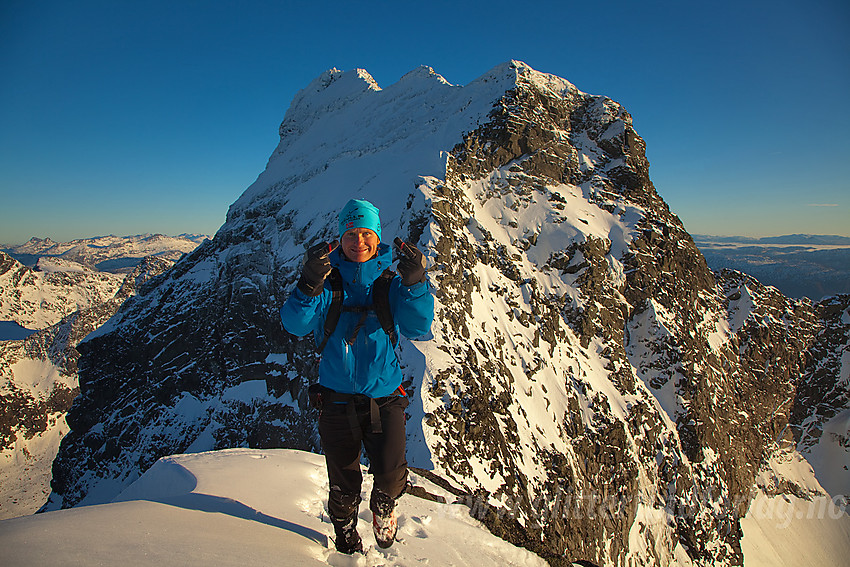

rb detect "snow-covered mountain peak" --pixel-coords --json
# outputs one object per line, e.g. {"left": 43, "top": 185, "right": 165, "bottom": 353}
{"left": 232, "top": 60, "right": 609, "bottom": 246}
{"left": 296, "top": 66, "right": 382, "bottom": 99}
{"left": 397, "top": 64, "right": 452, "bottom": 86}
{"left": 34, "top": 257, "right": 94, "bottom": 274}
{"left": 235, "top": 63, "right": 513, "bottom": 229}
{"left": 15, "top": 237, "right": 57, "bottom": 251}
{"left": 275, "top": 67, "right": 383, "bottom": 153}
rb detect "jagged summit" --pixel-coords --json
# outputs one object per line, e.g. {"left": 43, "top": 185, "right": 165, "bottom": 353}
{"left": 280, "top": 67, "right": 381, "bottom": 129}
{"left": 477, "top": 59, "right": 583, "bottom": 97}
{"left": 45, "top": 62, "right": 848, "bottom": 566}
{"left": 397, "top": 64, "right": 452, "bottom": 86}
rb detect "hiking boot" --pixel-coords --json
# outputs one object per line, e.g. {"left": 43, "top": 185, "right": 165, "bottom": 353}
{"left": 331, "top": 515, "right": 363, "bottom": 554}
{"left": 370, "top": 488, "right": 399, "bottom": 548}
{"left": 372, "top": 508, "right": 397, "bottom": 549}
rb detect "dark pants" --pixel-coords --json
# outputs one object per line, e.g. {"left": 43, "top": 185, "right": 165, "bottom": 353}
{"left": 319, "top": 394, "right": 409, "bottom": 521}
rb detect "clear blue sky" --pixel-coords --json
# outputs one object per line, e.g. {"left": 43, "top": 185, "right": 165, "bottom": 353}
{"left": 1, "top": 0, "right": 848, "bottom": 245}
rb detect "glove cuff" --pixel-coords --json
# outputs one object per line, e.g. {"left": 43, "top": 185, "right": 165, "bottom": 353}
{"left": 401, "top": 271, "right": 426, "bottom": 286}
{"left": 297, "top": 274, "right": 325, "bottom": 297}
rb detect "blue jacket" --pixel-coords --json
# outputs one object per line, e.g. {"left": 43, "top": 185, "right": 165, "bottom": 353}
{"left": 280, "top": 242, "right": 434, "bottom": 398}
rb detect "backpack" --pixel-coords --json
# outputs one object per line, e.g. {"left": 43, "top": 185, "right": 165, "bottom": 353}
{"left": 316, "top": 267, "right": 397, "bottom": 353}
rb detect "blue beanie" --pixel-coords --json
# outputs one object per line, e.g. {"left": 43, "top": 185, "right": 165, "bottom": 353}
{"left": 339, "top": 199, "right": 381, "bottom": 240}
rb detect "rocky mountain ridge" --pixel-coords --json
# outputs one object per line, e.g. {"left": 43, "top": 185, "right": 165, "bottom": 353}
{"left": 43, "top": 61, "right": 848, "bottom": 565}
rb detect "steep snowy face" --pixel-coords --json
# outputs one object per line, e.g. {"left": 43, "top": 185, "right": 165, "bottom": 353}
{"left": 47, "top": 62, "right": 828, "bottom": 566}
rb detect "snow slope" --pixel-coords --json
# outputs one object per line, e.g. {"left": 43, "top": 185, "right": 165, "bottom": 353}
{"left": 740, "top": 447, "right": 850, "bottom": 567}
{"left": 0, "top": 448, "right": 547, "bottom": 566}
{"left": 1, "top": 447, "right": 845, "bottom": 566}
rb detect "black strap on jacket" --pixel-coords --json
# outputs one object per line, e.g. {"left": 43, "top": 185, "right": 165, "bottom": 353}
{"left": 316, "top": 267, "right": 398, "bottom": 353}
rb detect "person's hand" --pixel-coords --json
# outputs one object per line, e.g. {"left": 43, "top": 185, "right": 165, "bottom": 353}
{"left": 394, "top": 237, "right": 427, "bottom": 285}
{"left": 297, "top": 240, "right": 339, "bottom": 296}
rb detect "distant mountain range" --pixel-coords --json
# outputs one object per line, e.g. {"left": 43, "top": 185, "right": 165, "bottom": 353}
{"left": 694, "top": 234, "right": 850, "bottom": 246}
{"left": 693, "top": 234, "right": 850, "bottom": 300}
{"left": 2, "top": 234, "right": 209, "bottom": 273}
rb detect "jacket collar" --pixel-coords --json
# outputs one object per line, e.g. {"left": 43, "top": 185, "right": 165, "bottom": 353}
{"left": 331, "top": 242, "right": 392, "bottom": 286}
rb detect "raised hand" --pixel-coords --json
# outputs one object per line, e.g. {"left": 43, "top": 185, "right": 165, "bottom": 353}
{"left": 394, "top": 237, "right": 427, "bottom": 286}
{"left": 297, "top": 239, "right": 339, "bottom": 296}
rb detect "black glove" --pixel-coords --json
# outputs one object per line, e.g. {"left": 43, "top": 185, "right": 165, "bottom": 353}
{"left": 394, "top": 237, "right": 427, "bottom": 286}
{"left": 297, "top": 240, "right": 338, "bottom": 296}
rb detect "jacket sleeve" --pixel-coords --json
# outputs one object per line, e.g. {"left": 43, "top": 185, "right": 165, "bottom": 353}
{"left": 280, "top": 285, "right": 329, "bottom": 339}
{"left": 391, "top": 278, "right": 434, "bottom": 339}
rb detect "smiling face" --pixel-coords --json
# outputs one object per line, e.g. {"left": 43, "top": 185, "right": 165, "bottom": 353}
{"left": 341, "top": 227, "right": 379, "bottom": 263}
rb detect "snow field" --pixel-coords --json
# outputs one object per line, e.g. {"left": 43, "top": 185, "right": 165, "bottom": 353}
{"left": 740, "top": 445, "right": 850, "bottom": 567}
{"left": 741, "top": 492, "right": 850, "bottom": 567}
{"left": 0, "top": 448, "right": 547, "bottom": 566}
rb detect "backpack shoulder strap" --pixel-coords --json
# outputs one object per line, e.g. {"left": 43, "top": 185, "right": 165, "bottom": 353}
{"left": 373, "top": 269, "right": 398, "bottom": 347}
{"left": 317, "top": 267, "right": 343, "bottom": 353}
{"left": 316, "top": 268, "right": 398, "bottom": 353}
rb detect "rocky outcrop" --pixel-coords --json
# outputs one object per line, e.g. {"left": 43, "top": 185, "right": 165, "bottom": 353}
{"left": 419, "top": 68, "right": 823, "bottom": 564}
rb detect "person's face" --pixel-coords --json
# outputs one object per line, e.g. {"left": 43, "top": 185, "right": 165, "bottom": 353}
{"left": 341, "top": 228, "right": 379, "bottom": 262}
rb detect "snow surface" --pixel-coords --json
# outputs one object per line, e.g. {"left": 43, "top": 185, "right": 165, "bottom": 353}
{"left": 2, "top": 447, "right": 845, "bottom": 566}
{"left": 804, "top": 407, "right": 850, "bottom": 498}
{"left": 0, "top": 448, "right": 548, "bottom": 566}
{"left": 741, "top": 492, "right": 850, "bottom": 567}
{"left": 741, "top": 447, "right": 850, "bottom": 567}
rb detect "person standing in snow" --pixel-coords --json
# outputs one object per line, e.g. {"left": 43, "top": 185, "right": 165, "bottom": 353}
{"left": 280, "top": 198, "right": 434, "bottom": 554}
